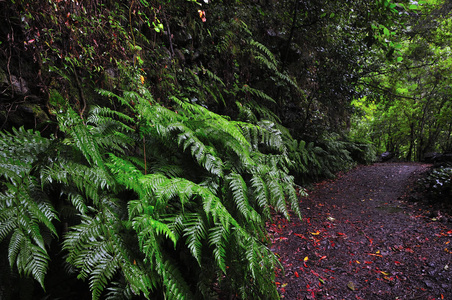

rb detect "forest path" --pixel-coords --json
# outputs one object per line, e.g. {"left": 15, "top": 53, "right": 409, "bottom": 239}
{"left": 269, "top": 163, "right": 452, "bottom": 300}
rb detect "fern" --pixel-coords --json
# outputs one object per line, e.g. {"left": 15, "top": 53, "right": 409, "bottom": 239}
{"left": 1, "top": 85, "right": 306, "bottom": 299}
{"left": 226, "top": 173, "right": 261, "bottom": 224}
{"left": 249, "top": 40, "right": 278, "bottom": 67}
{"left": 242, "top": 84, "right": 276, "bottom": 104}
{"left": 0, "top": 128, "right": 57, "bottom": 289}
{"left": 183, "top": 213, "right": 207, "bottom": 266}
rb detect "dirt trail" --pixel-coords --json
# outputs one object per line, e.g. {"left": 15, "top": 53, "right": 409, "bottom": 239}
{"left": 269, "top": 163, "right": 452, "bottom": 300}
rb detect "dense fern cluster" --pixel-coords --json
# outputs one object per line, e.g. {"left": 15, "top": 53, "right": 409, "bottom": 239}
{"left": 0, "top": 87, "right": 305, "bottom": 299}
{"left": 284, "top": 133, "right": 376, "bottom": 185}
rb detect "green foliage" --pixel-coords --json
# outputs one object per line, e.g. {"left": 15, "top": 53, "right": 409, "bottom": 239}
{"left": 418, "top": 166, "right": 452, "bottom": 201}
{"left": 284, "top": 131, "right": 375, "bottom": 185}
{"left": 352, "top": 1, "right": 452, "bottom": 160}
{"left": 0, "top": 85, "right": 305, "bottom": 299}
{"left": 0, "top": 128, "right": 57, "bottom": 289}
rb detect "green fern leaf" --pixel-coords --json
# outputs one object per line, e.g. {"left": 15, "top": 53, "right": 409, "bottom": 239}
{"left": 226, "top": 173, "right": 261, "bottom": 223}
{"left": 208, "top": 223, "right": 228, "bottom": 273}
{"left": 158, "top": 257, "right": 194, "bottom": 300}
{"left": 183, "top": 213, "right": 207, "bottom": 266}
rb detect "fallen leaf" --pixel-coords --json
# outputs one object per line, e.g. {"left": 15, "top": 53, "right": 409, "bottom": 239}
{"left": 311, "top": 231, "right": 320, "bottom": 235}
{"left": 294, "top": 233, "right": 306, "bottom": 239}
{"left": 347, "top": 281, "right": 356, "bottom": 291}
{"left": 304, "top": 256, "right": 309, "bottom": 262}
{"left": 367, "top": 253, "right": 383, "bottom": 257}
{"left": 294, "top": 271, "right": 299, "bottom": 277}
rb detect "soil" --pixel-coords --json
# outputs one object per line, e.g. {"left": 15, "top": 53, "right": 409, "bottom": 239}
{"left": 268, "top": 162, "right": 452, "bottom": 300}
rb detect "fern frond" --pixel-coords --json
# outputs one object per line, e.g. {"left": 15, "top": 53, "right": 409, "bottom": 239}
{"left": 267, "top": 173, "right": 290, "bottom": 220}
{"left": 254, "top": 54, "right": 278, "bottom": 72}
{"left": 58, "top": 107, "right": 105, "bottom": 168}
{"left": 63, "top": 212, "right": 153, "bottom": 300}
{"left": 248, "top": 39, "right": 278, "bottom": 66}
{"left": 0, "top": 159, "right": 31, "bottom": 182}
{"left": 89, "top": 251, "right": 118, "bottom": 300}
{"left": 203, "top": 68, "right": 226, "bottom": 87}
{"left": 0, "top": 173, "right": 57, "bottom": 289}
{"left": 243, "top": 101, "right": 281, "bottom": 123}
{"left": 208, "top": 223, "right": 228, "bottom": 273}
{"left": 158, "top": 257, "right": 194, "bottom": 300}
{"left": 132, "top": 213, "right": 178, "bottom": 248}
{"left": 183, "top": 213, "right": 207, "bottom": 266}
{"left": 250, "top": 174, "right": 270, "bottom": 217}
{"left": 8, "top": 229, "right": 50, "bottom": 289}
{"left": 282, "top": 180, "right": 302, "bottom": 220}
{"left": 226, "top": 173, "right": 261, "bottom": 223}
{"left": 41, "top": 161, "right": 113, "bottom": 204}
{"left": 107, "top": 153, "right": 144, "bottom": 195}
{"left": 242, "top": 84, "right": 276, "bottom": 104}
{"left": 0, "top": 126, "right": 51, "bottom": 161}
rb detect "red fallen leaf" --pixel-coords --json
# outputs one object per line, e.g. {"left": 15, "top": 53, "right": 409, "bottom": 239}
{"left": 394, "top": 261, "right": 402, "bottom": 265}
{"left": 294, "top": 271, "right": 299, "bottom": 277}
{"left": 294, "top": 233, "right": 306, "bottom": 239}
{"left": 311, "top": 270, "right": 320, "bottom": 277}
{"left": 364, "top": 261, "right": 373, "bottom": 264}
{"left": 405, "top": 248, "right": 414, "bottom": 253}
{"left": 319, "top": 256, "right": 327, "bottom": 260}
{"left": 337, "top": 232, "right": 346, "bottom": 236}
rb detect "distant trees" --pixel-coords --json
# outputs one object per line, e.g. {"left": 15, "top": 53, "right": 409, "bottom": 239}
{"left": 351, "top": 1, "right": 452, "bottom": 160}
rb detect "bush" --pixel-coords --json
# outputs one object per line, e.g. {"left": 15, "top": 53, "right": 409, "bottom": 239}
{"left": 418, "top": 165, "right": 452, "bottom": 202}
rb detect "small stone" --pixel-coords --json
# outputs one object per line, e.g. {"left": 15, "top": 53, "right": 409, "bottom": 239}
{"left": 424, "top": 280, "right": 435, "bottom": 289}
